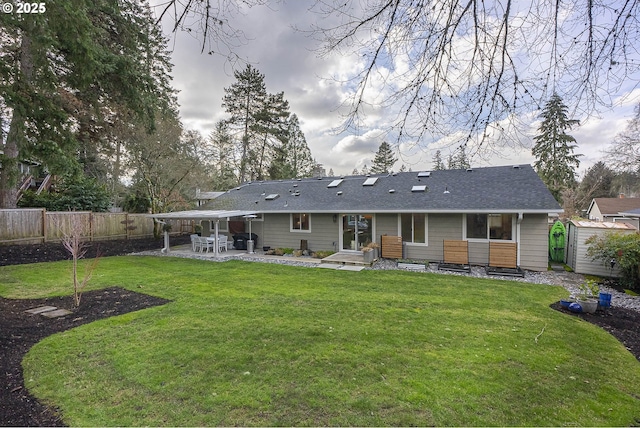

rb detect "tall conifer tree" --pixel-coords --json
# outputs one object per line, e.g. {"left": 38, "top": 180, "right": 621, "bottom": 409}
{"left": 532, "top": 93, "right": 581, "bottom": 201}
{"left": 370, "top": 142, "right": 397, "bottom": 173}
{"left": 222, "top": 65, "right": 268, "bottom": 183}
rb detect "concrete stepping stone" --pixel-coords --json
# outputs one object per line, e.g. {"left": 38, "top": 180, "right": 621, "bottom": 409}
{"left": 25, "top": 306, "right": 58, "bottom": 315}
{"left": 25, "top": 305, "right": 72, "bottom": 318}
{"left": 41, "top": 308, "right": 72, "bottom": 318}
{"left": 337, "top": 265, "right": 365, "bottom": 272}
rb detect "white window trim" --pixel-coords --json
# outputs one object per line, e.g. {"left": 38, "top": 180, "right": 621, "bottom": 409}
{"left": 398, "top": 213, "right": 429, "bottom": 246}
{"left": 290, "top": 213, "right": 311, "bottom": 233}
{"left": 463, "top": 213, "right": 516, "bottom": 242}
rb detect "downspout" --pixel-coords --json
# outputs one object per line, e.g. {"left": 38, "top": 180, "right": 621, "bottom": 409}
{"left": 516, "top": 213, "right": 523, "bottom": 266}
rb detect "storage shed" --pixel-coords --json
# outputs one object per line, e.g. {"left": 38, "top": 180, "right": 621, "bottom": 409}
{"left": 565, "top": 220, "right": 637, "bottom": 277}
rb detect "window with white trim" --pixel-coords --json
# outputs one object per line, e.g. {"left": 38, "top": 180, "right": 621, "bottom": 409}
{"left": 400, "top": 213, "right": 427, "bottom": 244}
{"left": 291, "top": 213, "right": 311, "bottom": 232}
{"left": 465, "top": 214, "right": 513, "bottom": 240}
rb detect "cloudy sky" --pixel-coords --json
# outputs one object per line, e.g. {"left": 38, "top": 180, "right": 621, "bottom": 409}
{"left": 154, "top": 1, "right": 640, "bottom": 178}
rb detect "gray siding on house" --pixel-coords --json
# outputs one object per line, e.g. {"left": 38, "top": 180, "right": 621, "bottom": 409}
{"left": 403, "top": 213, "right": 464, "bottom": 261}
{"left": 519, "top": 214, "right": 549, "bottom": 271}
{"left": 261, "top": 213, "right": 338, "bottom": 251}
{"left": 376, "top": 213, "right": 397, "bottom": 237}
{"left": 256, "top": 212, "right": 550, "bottom": 271}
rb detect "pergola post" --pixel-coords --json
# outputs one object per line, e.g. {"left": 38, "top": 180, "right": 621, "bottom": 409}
{"left": 214, "top": 220, "right": 219, "bottom": 257}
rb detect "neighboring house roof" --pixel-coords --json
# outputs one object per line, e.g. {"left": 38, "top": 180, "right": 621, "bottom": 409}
{"left": 587, "top": 197, "right": 640, "bottom": 217}
{"left": 203, "top": 164, "right": 562, "bottom": 214}
{"left": 195, "top": 190, "right": 225, "bottom": 200}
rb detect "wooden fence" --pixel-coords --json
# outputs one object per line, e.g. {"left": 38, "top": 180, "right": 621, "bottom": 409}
{"left": 0, "top": 209, "right": 193, "bottom": 245}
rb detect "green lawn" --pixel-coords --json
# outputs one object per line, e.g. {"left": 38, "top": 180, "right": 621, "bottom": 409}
{"left": 2, "top": 256, "right": 640, "bottom": 426}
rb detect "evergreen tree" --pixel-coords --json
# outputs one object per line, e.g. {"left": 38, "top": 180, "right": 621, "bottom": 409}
{"left": 0, "top": 0, "right": 176, "bottom": 208}
{"left": 532, "top": 93, "right": 582, "bottom": 201}
{"left": 270, "top": 114, "right": 315, "bottom": 179}
{"left": 576, "top": 161, "right": 616, "bottom": 208}
{"left": 370, "top": 141, "right": 397, "bottom": 173}
{"left": 209, "top": 121, "right": 239, "bottom": 188}
{"left": 222, "top": 65, "right": 268, "bottom": 183}
{"left": 447, "top": 145, "right": 470, "bottom": 169}
{"left": 432, "top": 150, "right": 445, "bottom": 170}
{"left": 252, "top": 92, "right": 290, "bottom": 180}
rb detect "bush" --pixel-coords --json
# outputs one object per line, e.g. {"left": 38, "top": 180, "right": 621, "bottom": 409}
{"left": 586, "top": 231, "right": 640, "bottom": 290}
{"left": 19, "top": 176, "right": 111, "bottom": 212}
{"left": 312, "top": 250, "right": 335, "bottom": 259}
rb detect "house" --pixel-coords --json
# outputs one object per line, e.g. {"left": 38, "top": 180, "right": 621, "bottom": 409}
{"left": 195, "top": 189, "right": 225, "bottom": 207}
{"left": 190, "top": 164, "right": 561, "bottom": 271}
{"left": 0, "top": 150, "right": 52, "bottom": 201}
{"left": 586, "top": 196, "right": 640, "bottom": 228}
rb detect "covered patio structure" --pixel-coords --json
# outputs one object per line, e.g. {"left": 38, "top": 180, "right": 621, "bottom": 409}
{"left": 150, "top": 210, "right": 257, "bottom": 257}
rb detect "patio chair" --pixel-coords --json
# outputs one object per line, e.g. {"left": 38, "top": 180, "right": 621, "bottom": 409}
{"left": 486, "top": 241, "right": 524, "bottom": 277}
{"left": 198, "top": 236, "right": 213, "bottom": 253}
{"left": 190, "top": 234, "right": 201, "bottom": 252}
{"left": 437, "top": 240, "right": 471, "bottom": 273}
{"left": 218, "top": 235, "right": 228, "bottom": 252}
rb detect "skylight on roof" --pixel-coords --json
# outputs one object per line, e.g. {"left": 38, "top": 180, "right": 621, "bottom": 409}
{"left": 417, "top": 171, "right": 431, "bottom": 177}
{"left": 363, "top": 177, "right": 378, "bottom": 186}
{"left": 265, "top": 193, "right": 280, "bottom": 200}
{"left": 411, "top": 185, "right": 427, "bottom": 192}
{"left": 327, "top": 179, "right": 343, "bottom": 188}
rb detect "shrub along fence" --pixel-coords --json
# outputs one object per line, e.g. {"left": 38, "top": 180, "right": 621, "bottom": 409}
{"left": 0, "top": 209, "right": 192, "bottom": 245}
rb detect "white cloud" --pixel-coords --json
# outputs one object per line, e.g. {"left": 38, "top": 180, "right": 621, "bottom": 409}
{"left": 157, "top": 1, "right": 640, "bottom": 179}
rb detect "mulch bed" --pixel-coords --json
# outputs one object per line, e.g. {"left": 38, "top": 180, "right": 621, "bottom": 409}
{"left": 0, "top": 288, "right": 171, "bottom": 426}
{"left": 0, "top": 236, "right": 638, "bottom": 426}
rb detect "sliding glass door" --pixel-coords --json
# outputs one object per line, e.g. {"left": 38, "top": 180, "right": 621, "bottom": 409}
{"left": 341, "top": 214, "right": 373, "bottom": 251}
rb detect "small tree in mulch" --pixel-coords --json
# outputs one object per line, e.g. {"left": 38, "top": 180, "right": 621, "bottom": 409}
{"left": 54, "top": 214, "right": 100, "bottom": 307}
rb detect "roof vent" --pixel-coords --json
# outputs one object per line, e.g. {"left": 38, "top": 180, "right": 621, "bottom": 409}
{"left": 466, "top": 168, "right": 473, "bottom": 172}
{"left": 513, "top": 165, "right": 520, "bottom": 169}
{"left": 411, "top": 185, "right": 428, "bottom": 192}
{"left": 328, "top": 179, "right": 344, "bottom": 188}
{"left": 265, "top": 194, "right": 280, "bottom": 200}
{"left": 443, "top": 187, "right": 450, "bottom": 194}
{"left": 363, "top": 177, "right": 378, "bottom": 186}
{"left": 389, "top": 189, "right": 396, "bottom": 193}
{"left": 417, "top": 171, "right": 431, "bottom": 177}
{"left": 336, "top": 191, "right": 343, "bottom": 196}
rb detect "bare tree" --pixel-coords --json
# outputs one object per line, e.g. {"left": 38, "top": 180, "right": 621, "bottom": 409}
{"left": 605, "top": 103, "right": 640, "bottom": 173}
{"left": 154, "top": 0, "right": 272, "bottom": 59}
{"left": 54, "top": 214, "right": 100, "bottom": 307}
{"left": 308, "top": 0, "right": 640, "bottom": 157}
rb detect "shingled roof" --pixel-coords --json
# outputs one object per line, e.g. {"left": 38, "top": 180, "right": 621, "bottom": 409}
{"left": 203, "top": 164, "right": 562, "bottom": 214}
{"left": 588, "top": 197, "right": 640, "bottom": 216}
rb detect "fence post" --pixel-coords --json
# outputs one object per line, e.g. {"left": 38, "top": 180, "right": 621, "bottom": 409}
{"left": 42, "top": 208, "right": 47, "bottom": 243}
